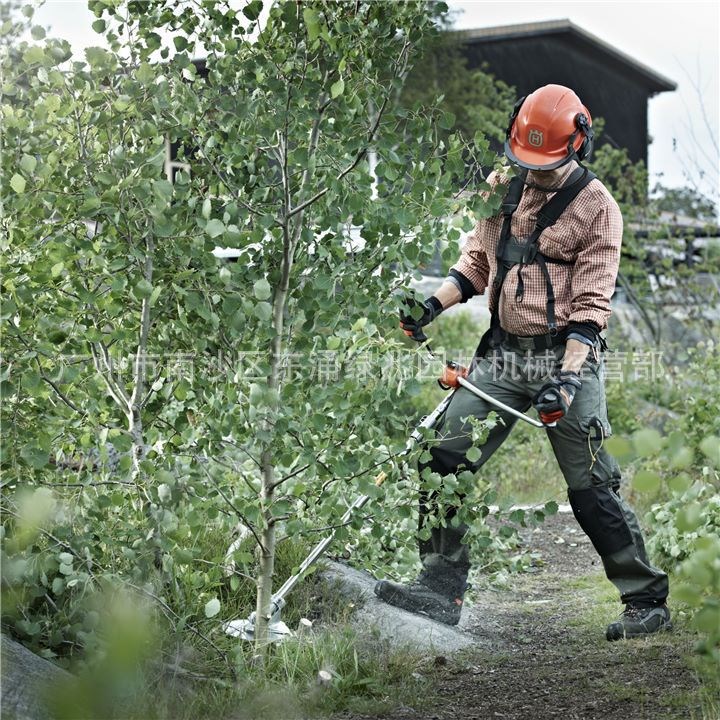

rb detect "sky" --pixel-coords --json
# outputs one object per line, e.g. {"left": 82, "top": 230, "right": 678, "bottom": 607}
{"left": 32, "top": 0, "right": 720, "bottom": 200}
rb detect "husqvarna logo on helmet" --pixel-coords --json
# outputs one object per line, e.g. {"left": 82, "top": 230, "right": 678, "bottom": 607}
{"left": 528, "top": 129, "right": 544, "bottom": 147}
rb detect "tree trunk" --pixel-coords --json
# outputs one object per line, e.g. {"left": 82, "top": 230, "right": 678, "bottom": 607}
{"left": 254, "top": 456, "right": 277, "bottom": 647}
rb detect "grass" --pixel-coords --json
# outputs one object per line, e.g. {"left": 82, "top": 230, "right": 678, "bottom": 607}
{"left": 551, "top": 569, "right": 719, "bottom": 720}
{"left": 89, "top": 626, "right": 430, "bottom": 720}
{"left": 45, "top": 517, "right": 431, "bottom": 720}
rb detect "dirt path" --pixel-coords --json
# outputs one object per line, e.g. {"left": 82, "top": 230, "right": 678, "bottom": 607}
{"left": 335, "top": 513, "right": 705, "bottom": 720}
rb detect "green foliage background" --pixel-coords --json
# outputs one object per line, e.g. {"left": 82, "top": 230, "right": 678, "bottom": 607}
{"left": 2, "top": 1, "right": 719, "bottom": 715}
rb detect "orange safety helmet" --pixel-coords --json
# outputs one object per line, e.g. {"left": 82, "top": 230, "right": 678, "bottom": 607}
{"left": 505, "top": 84, "right": 594, "bottom": 171}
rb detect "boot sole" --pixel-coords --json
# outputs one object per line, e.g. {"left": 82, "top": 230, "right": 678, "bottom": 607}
{"left": 374, "top": 581, "right": 461, "bottom": 626}
{"left": 607, "top": 620, "right": 673, "bottom": 641}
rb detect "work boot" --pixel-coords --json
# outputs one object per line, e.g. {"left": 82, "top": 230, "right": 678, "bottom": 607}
{"left": 606, "top": 603, "right": 672, "bottom": 641}
{"left": 373, "top": 571, "right": 466, "bottom": 626}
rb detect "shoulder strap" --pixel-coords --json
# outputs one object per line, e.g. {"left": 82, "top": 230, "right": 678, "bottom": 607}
{"left": 521, "top": 167, "right": 597, "bottom": 333}
{"left": 501, "top": 173, "right": 526, "bottom": 218}
{"left": 487, "top": 171, "right": 527, "bottom": 347}
{"left": 534, "top": 167, "right": 596, "bottom": 233}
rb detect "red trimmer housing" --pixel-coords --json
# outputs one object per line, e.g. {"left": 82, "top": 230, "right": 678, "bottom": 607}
{"left": 438, "top": 361, "right": 468, "bottom": 390}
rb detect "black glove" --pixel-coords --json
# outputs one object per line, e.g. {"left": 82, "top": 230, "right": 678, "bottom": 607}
{"left": 533, "top": 370, "right": 582, "bottom": 425}
{"left": 399, "top": 296, "right": 443, "bottom": 343}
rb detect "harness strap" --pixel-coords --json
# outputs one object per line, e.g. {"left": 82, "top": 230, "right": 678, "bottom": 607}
{"left": 490, "top": 171, "right": 527, "bottom": 345}
{"left": 489, "top": 166, "right": 597, "bottom": 344}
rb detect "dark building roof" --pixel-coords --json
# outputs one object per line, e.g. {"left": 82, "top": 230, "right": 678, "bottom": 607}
{"left": 455, "top": 19, "right": 677, "bottom": 165}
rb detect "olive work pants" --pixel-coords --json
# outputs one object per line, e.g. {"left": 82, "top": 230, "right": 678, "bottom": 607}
{"left": 418, "top": 344, "right": 669, "bottom": 608}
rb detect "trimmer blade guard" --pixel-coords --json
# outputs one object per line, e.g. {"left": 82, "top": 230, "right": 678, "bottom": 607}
{"left": 224, "top": 617, "right": 294, "bottom": 643}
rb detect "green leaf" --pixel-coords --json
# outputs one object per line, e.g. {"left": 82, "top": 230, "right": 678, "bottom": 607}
{"left": 85, "top": 46, "right": 110, "bottom": 68}
{"left": 20, "top": 444, "right": 48, "bottom": 469}
{"left": 631, "top": 428, "right": 662, "bottom": 457}
{"left": 20, "top": 154, "right": 37, "bottom": 174}
{"left": 669, "top": 446, "right": 693, "bottom": 469}
{"left": 242, "top": 0, "right": 262, "bottom": 21}
{"left": 10, "top": 174, "right": 26, "bottom": 194}
{"left": 78, "top": 196, "right": 100, "bottom": 215}
{"left": 135, "top": 279, "right": 153, "bottom": 299}
{"left": 22, "top": 46, "right": 44, "bottom": 65}
{"left": 174, "top": 380, "right": 189, "bottom": 401}
{"left": 136, "top": 62, "right": 154, "bottom": 84}
{"left": 253, "top": 278, "right": 271, "bottom": 300}
{"left": 632, "top": 470, "right": 660, "bottom": 493}
{"left": 675, "top": 502, "right": 703, "bottom": 533}
{"left": 205, "top": 219, "right": 225, "bottom": 238}
{"left": 543, "top": 500, "right": 559, "bottom": 516}
{"left": 439, "top": 111, "right": 456, "bottom": 130}
{"left": 202, "top": 198, "right": 212, "bottom": 220}
{"left": 153, "top": 179, "right": 173, "bottom": 202}
{"left": 330, "top": 77, "right": 344, "bottom": 99}
{"left": 31, "top": 25, "right": 46, "bottom": 40}
{"left": 92, "top": 19, "right": 106, "bottom": 33}
{"left": 694, "top": 605, "right": 720, "bottom": 634}
{"left": 465, "top": 446, "right": 481, "bottom": 463}
{"left": 253, "top": 302, "right": 272, "bottom": 322}
{"left": 672, "top": 583, "right": 700, "bottom": 606}
{"left": 303, "top": 7, "right": 320, "bottom": 41}
{"left": 605, "top": 436, "right": 632, "bottom": 460}
{"left": 204, "top": 597, "right": 221, "bottom": 618}
{"left": 173, "top": 36, "right": 188, "bottom": 52}
{"left": 668, "top": 473, "right": 692, "bottom": 494}
{"left": 699, "top": 435, "right": 720, "bottom": 465}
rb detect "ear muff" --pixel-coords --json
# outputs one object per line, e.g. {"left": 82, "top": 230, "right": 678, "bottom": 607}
{"left": 505, "top": 95, "right": 526, "bottom": 140}
{"left": 574, "top": 113, "right": 594, "bottom": 162}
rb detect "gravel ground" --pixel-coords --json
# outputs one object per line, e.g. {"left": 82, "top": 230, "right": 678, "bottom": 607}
{"left": 332, "top": 513, "right": 706, "bottom": 720}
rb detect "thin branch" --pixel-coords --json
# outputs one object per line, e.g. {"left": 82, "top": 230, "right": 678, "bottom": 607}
{"left": 126, "top": 582, "right": 236, "bottom": 681}
{"left": 39, "top": 373, "right": 85, "bottom": 415}
{"left": 286, "top": 91, "right": 390, "bottom": 220}
{"left": 217, "top": 438, "right": 262, "bottom": 472}
{"left": 89, "top": 341, "right": 131, "bottom": 410}
{"left": 270, "top": 462, "right": 310, "bottom": 490}
{"left": 34, "top": 479, "right": 135, "bottom": 488}
{"left": 129, "top": 235, "right": 153, "bottom": 410}
{"left": 200, "top": 464, "right": 265, "bottom": 553}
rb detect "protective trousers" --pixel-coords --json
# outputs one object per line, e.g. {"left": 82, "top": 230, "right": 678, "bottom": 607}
{"left": 417, "top": 345, "right": 669, "bottom": 607}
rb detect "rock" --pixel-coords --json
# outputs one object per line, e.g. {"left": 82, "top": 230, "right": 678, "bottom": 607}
{"left": 321, "top": 561, "right": 475, "bottom": 653}
{"left": 1, "top": 634, "right": 71, "bottom": 720}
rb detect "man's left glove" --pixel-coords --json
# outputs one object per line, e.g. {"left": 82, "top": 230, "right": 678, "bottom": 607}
{"left": 399, "top": 296, "right": 443, "bottom": 343}
{"left": 533, "top": 370, "right": 582, "bottom": 425}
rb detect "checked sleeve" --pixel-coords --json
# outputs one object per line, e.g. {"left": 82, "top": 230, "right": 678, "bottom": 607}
{"left": 568, "top": 200, "right": 623, "bottom": 331}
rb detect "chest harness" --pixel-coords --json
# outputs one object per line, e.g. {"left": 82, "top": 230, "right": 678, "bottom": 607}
{"left": 485, "top": 166, "right": 597, "bottom": 351}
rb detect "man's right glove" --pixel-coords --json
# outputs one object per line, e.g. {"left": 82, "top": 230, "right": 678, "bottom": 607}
{"left": 399, "top": 296, "right": 443, "bottom": 343}
{"left": 532, "top": 370, "right": 582, "bottom": 425}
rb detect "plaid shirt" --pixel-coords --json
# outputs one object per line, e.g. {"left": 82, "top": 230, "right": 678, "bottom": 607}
{"left": 453, "top": 161, "right": 623, "bottom": 335}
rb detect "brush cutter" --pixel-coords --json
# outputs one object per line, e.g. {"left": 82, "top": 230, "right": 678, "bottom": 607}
{"left": 224, "top": 392, "right": 453, "bottom": 643}
{"left": 438, "top": 360, "right": 552, "bottom": 428}
{"left": 224, "top": 350, "right": 548, "bottom": 643}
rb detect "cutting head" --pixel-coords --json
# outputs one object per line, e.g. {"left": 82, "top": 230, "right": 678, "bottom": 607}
{"left": 224, "top": 602, "right": 294, "bottom": 643}
{"left": 224, "top": 615, "right": 293, "bottom": 642}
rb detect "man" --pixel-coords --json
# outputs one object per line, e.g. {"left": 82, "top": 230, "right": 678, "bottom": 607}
{"left": 374, "top": 84, "right": 671, "bottom": 641}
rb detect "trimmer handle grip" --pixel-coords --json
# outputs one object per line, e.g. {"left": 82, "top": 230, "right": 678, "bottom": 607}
{"left": 402, "top": 326, "right": 428, "bottom": 343}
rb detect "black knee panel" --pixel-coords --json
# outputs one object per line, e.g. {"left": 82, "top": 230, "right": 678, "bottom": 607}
{"left": 568, "top": 486, "right": 634, "bottom": 556}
